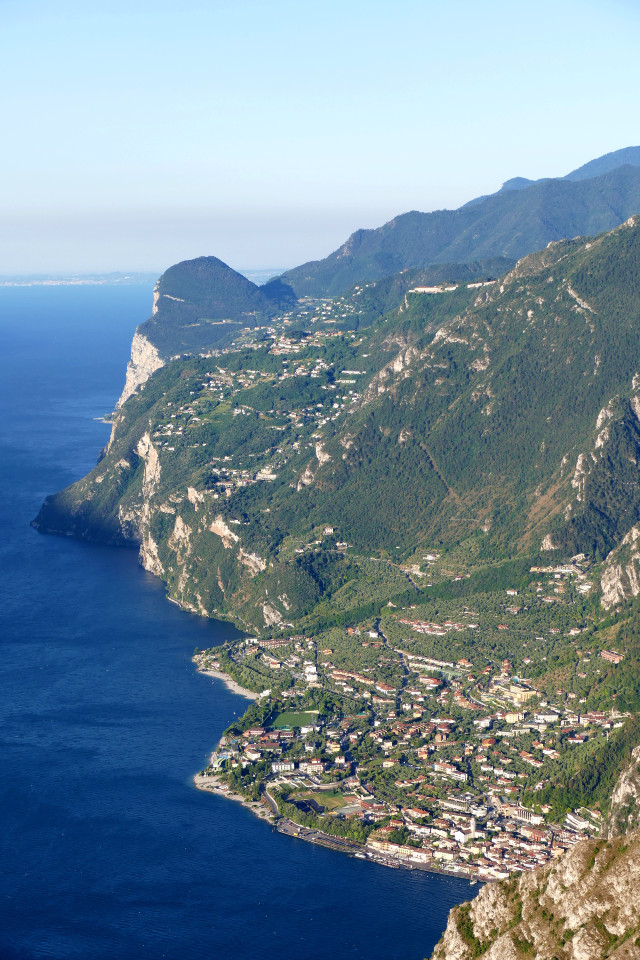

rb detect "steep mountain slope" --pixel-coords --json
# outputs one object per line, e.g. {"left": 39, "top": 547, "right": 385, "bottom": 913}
{"left": 607, "top": 745, "right": 640, "bottom": 839}
{"left": 601, "top": 530, "right": 640, "bottom": 609}
{"left": 279, "top": 162, "right": 640, "bottom": 297}
{"left": 431, "top": 743, "right": 640, "bottom": 960}
{"left": 116, "top": 256, "right": 295, "bottom": 406}
{"left": 429, "top": 830, "right": 640, "bottom": 960}
{"left": 34, "top": 218, "right": 640, "bottom": 630}
{"left": 114, "top": 148, "right": 640, "bottom": 409}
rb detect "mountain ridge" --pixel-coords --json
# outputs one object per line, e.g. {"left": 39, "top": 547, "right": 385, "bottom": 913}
{"left": 34, "top": 216, "right": 640, "bottom": 631}
{"left": 429, "top": 742, "right": 640, "bottom": 960}
{"left": 112, "top": 147, "right": 640, "bottom": 410}
{"left": 430, "top": 828, "right": 640, "bottom": 960}
{"left": 279, "top": 156, "right": 640, "bottom": 297}
{"left": 495, "top": 144, "right": 640, "bottom": 195}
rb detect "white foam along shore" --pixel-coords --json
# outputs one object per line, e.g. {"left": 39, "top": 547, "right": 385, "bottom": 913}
{"left": 194, "top": 662, "right": 259, "bottom": 700}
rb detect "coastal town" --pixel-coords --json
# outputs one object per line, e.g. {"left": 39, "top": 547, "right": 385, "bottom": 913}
{"left": 84, "top": 276, "right": 640, "bottom": 892}
{"left": 193, "top": 557, "right": 629, "bottom": 882}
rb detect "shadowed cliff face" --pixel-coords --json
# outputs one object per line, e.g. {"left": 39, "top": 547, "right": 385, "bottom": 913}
{"left": 112, "top": 257, "right": 297, "bottom": 410}
{"left": 430, "top": 830, "right": 640, "bottom": 960}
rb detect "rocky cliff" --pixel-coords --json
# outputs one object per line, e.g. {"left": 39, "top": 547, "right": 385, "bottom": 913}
{"left": 607, "top": 745, "right": 640, "bottom": 839}
{"left": 601, "top": 527, "right": 640, "bottom": 610}
{"left": 430, "top": 831, "right": 640, "bottom": 960}
{"left": 430, "top": 741, "right": 640, "bottom": 960}
{"left": 113, "top": 257, "right": 297, "bottom": 411}
{"left": 116, "top": 330, "right": 164, "bottom": 408}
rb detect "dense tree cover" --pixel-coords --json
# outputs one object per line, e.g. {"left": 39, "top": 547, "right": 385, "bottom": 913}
{"left": 273, "top": 791, "right": 374, "bottom": 842}
{"left": 139, "top": 256, "right": 294, "bottom": 358}
{"left": 524, "top": 715, "right": 640, "bottom": 820}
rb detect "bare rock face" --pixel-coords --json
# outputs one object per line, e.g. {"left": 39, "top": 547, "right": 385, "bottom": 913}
{"left": 136, "top": 432, "right": 161, "bottom": 497}
{"left": 115, "top": 332, "right": 163, "bottom": 409}
{"left": 430, "top": 830, "right": 640, "bottom": 960}
{"left": 607, "top": 746, "right": 640, "bottom": 839}
{"left": 601, "top": 526, "right": 640, "bottom": 609}
{"left": 140, "top": 528, "right": 164, "bottom": 577}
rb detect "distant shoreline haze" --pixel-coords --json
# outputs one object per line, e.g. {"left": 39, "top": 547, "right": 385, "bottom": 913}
{"left": 0, "top": 269, "right": 289, "bottom": 287}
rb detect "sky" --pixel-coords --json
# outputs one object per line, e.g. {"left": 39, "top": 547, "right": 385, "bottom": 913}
{"left": 1, "top": 0, "right": 639, "bottom": 275}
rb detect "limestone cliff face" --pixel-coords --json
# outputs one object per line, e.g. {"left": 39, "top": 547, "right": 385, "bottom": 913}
{"left": 115, "top": 332, "right": 164, "bottom": 409}
{"left": 136, "top": 432, "right": 161, "bottom": 496}
{"left": 607, "top": 745, "right": 640, "bottom": 839}
{"left": 601, "top": 526, "right": 640, "bottom": 609}
{"left": 430, "top": 831, "right": 640, "bottom": 960}
{"left": 33, "top": 393, "right": 288, "bottom": 631}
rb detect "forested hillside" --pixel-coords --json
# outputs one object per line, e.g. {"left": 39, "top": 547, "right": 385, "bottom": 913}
{"left": 35, "top": 217, "right": 640, "bottom": 631}
{"left": 139, "top": 256, "right": 296, "bottom": 359}
{"left": 280, "top": 163, "right": 640, "bottom": 297}
{"left": 33, "top": 171, "right": 640, "bottom": 928}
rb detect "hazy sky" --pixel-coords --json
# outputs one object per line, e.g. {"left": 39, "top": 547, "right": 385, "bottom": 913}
{"left": 2, "top": 0, "right": 639, "bottom": 274}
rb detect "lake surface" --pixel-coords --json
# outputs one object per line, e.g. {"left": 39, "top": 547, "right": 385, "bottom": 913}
{"left": 0, "top": 284, "right": 472, "bottom": 960}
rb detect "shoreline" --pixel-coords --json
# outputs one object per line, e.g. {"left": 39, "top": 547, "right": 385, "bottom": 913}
{"left": 193, "top": 773, "right": 480, "bottom": 885}
{"left": 194, "top": 661, "right": 259, "bottom": 700}
{"left": 193, "top": 772, "right": 274, "bottom": 821}
{"left": 190, "top": 663, "right": 481, "bottom": 885}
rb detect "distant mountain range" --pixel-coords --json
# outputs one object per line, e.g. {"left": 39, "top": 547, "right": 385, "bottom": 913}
{"left": 499, "top": 144, "right": 640, "bottom": 193}
{"left": 134, "top": 147, "right": 640, "bottom": 365}
{"left": 278, "top": 146, "right": 640, "bottom": 297}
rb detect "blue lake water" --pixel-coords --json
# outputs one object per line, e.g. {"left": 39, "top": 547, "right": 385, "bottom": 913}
{"left": 0, "top": 284, "right": 472, "bottom": 960}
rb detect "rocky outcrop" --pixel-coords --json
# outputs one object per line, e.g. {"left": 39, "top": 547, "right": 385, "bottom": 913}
{"left": 601, "top": 526, "right": 640, "bottom": 609}
{"left": 296, "top": 463, "right": 316, "bottom": 490}
{"left": 607, "top": 746, "right": 640, "bottom": 838}
{"left": 262, "top": 602, "right": 283, "bottom": 627}
{"left": 358, "top": 338, "right": 420, "bottom": 405}
{"left": 209, "top": 516, "right": 240, "bottom": 549}
{"left": 239, "top": 549, "right": 267, "bottom": 575}
{"left": 431, "top": 831, "right": 640, "bottom": 960}
{"left": 115, "top": 332, "right": 163, "bottom": 409}
{"left": 315, "top": 442, "right": 331, "bottom": 465}
{"left": 140, "top": 529, "right": 164, "bottom": 577}
{"left": 136, "top": 432, "right": 161, "bottom": 497}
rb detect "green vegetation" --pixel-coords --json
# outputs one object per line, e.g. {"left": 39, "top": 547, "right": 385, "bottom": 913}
{"left": 524, "top": 714, "right": 640, "bottom": 819}
{"left": 272, "top": 711, "right": 318, "bottom": 728}
{"left": 37, "top": 220, "right": 640, "bottom": 634}
{"left": 139, "top": 256, "right": 294, "bottom": 358}
{"left": 280, "top": 164, "right": 640, "bottom": 297}
{"left": 35, "top": 205, "right": 640, "bottom": 860}
{"left": 455, "top": 904, "right": 489, "bottom": 958}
